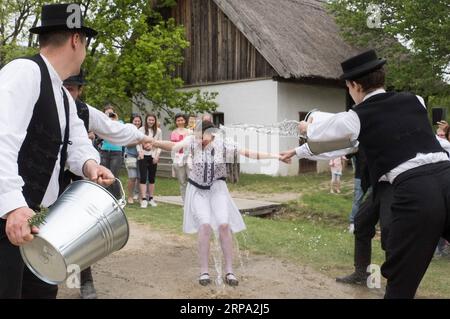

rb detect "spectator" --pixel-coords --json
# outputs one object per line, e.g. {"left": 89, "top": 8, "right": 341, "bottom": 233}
{"left": 137, "top": 114, "right": 162, "bottom": 208}
{"left": 100, "top": 104, "right": 123, "bottom": 199}
{"left": 170, "top": 113, "right": 192, "bottom": 202}
{"left": 202, "top": 113, "right": 213, "bottom": 123}
{"left": 329, "top": 156, "right": 346, "bottom": 194}
{"left": 125, "top": 114, "right": 143, "bottom": 204}
{"left": 346, "top": 150, "right": 367, "bottom": 233}
{"left": 188, "top": 115, "right": 197, "bottom": 130}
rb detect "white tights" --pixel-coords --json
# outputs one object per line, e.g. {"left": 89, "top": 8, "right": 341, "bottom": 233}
{"left": 198, "top": 223, "right": 234, "bottom": 275}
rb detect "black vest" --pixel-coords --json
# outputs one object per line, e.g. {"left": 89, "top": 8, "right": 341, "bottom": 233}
{"left": 17, "top": 54, "right": 70, "bottom": 210}
{"left": 61, "top": 99, "right": 90, "bottom": 191}
{"left": 353, "top": 92, "right": 444, "bottom": 189}
{"left": 75, "top": 99, "right": 89, "bottom": 132}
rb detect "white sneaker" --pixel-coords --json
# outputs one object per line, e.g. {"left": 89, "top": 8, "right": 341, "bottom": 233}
{"left": 133, "top": 194, "right": 139, "bottom": 200}
{"left": 148, "top": 199, "right": 158, "bottom": 207}
{"left": 140, "top": 200, "right": 148, "bottom": 208}
{"left": 348, "top": 223, "right": 355, "bottom": 234}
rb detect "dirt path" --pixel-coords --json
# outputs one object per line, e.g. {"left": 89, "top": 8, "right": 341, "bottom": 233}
{"left": 58, "top": 221, "right": 382, "bottom": 299}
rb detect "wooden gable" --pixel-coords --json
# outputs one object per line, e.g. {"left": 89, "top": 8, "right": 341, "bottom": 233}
{"left": 170, "top": 0, "right": 277, "bottom": 86}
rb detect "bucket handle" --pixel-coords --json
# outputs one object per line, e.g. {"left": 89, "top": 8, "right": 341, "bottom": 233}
{"left": 301, "top": 108, "right": 318, "bottom": 139}
{"left": 114, "top": 178, "right": 126, "bottom": 209}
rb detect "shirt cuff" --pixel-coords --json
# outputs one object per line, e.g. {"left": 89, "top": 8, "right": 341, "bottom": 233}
{"left": 79, "top": 158, "right": 100, "bottom": 178}
{"left": 295, "top": 144, "right": 313, "bottom": 158}
{"left": 0, "top": 190, "right": 28, "bottom": 219}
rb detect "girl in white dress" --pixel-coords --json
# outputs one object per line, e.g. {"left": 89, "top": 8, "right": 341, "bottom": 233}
{"left": 151, "top": 120, "right": 289, "bottom": 286}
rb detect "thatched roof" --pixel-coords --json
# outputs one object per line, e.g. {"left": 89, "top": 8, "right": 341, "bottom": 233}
{"left": 212, "top": 0, "right": 360, "bottom": 80}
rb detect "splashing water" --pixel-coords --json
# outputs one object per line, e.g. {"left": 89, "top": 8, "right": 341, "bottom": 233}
{"left": 211, "top": 231, "right": 224, "bottom": 286}
{"left": 222, "top": 119, "right": 304, "bottom": 138}
{"left": 234, "top": 231, "right": 250, "bottom": 271}
{"left": 209, "top": 229, "right": 250, "bottom": 287}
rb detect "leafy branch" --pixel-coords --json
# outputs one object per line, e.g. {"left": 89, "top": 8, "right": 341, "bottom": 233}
{"left": 28, "top": 209, "right": 48, "bottom": 228}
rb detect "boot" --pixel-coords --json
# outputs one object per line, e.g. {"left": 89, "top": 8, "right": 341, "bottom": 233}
{"left": 80, "top": 267, "right": 97, "bottom": 299}
{"left": 336, "top": 234, "right": 371, "bottom": 286}
{"left": 336, "top": 269, "right": 370, "bottom": 285}
{"left": 80, "top": 280, "right": 97, "bottom": 299}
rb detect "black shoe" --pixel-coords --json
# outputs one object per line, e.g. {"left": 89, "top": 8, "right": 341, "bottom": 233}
{"left": 80, "top": 281, "right": 97, "bottom": 299}
{"left": 224, "top": 273, "right": 239, "bottom": 287}
{"left": 336, "top": 271, "right": 369, "bottom": 286}
{"left": 199, "top": 273, "right": 211, "bottom": 286}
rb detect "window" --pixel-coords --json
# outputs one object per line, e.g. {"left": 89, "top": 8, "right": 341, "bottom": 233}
{"left": 212, "top": 112, "right": 224, "bottom": 126}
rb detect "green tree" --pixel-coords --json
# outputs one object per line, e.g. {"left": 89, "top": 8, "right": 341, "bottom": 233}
{"left": 0, "top": 0, "right": 45, "bottom": 66}
{"left": 0, "top": 0, "right": 218, "bottom": 121}
{"left": 328, "top": 0, "right": 450, "bottom": 106}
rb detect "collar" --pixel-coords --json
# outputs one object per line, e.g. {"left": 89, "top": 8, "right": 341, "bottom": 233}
{"left": 39, "top": 53, "right": 63, "bottom": 87}
{"left": 362, "top": 88, "right": 386, "bottom": 102}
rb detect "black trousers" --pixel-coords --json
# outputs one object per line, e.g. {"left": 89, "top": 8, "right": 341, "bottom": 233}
{"left": 382, "top": 161, "right": 450, "bottom": 299}
{"left": 0, "top": 219, "right": 58, "bottom": 299}
{"left": 100, "top": 150, "right": 123, "bottom": 199}
{"left": 138, "top": 155, "right": 158, "bottom": 185}
{"left": 353, "top": 183, "right": 394, "bottom": 272}
{"left": 81, "top": 267, "right": 94, "bottom": 285}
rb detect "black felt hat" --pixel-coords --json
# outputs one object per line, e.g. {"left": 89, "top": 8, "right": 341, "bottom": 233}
{"left": 30, "top": 3, "right": 97, "bottom": 37}
{"left": 64, "top": 69, "right": 86, "bottom": 86}
{"left": 340, "top": 50, "right": 386, "bottom": 80}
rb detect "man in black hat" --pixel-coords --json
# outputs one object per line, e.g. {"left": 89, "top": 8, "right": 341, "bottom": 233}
{"left": 288, "top": 49, "right": 450, "bottom": 298}
{"left": 63, "top": 70, "right": 154, "bottom": 298}
{"left": 281, "top": 144, "right": 394, "bottom": 288}
{"left": 0, "top": 3, "right": 114, "bottom": 299}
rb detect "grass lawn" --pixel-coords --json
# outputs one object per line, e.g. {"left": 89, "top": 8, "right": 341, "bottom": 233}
{"left": 121, "top": 170, "right": 450, "bottom": 298}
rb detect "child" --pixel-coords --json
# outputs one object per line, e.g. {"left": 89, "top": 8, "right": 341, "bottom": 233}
{"left": 329, "top": 156, "right": 346, "bottom": 193}
{"left": 151, "top": 121, "right": 289, "bottom": 286}
{"left": 136, "top": 114, "right": 162, "bottom": 208}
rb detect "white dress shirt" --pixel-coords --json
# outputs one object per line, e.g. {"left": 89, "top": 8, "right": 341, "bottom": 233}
{"left": 0, "top": 54, "right": 100, "bottom": 218}
{"left": 296, "top": 89, "right": 449, "bottom": 183}
{"left": 437, "top": 136, "right": 450, "bottom": 154}
{"left": 87, "top": 105, "right": 145, "bottom": 145}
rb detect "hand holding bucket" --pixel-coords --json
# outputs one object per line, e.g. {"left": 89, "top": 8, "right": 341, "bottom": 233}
{"left": 20, "top": 178, "right": 129, "bottom": 284}
{"left": 83, "top": 160, "right": 115, "bottom": 187}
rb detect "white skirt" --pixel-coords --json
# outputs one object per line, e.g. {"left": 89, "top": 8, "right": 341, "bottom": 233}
{"left": 183, "top": 179, "right": 246, "bottom": 234}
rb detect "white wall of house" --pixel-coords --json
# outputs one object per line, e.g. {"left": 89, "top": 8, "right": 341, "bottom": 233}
{"left": 276, "top": 82, "right": 347, "bottom": 175}
{"left": 151, "top": 79, "right": 347, "bottom": 176}
{"left": 189, "top": 79, "right": 282, "bottom": 175}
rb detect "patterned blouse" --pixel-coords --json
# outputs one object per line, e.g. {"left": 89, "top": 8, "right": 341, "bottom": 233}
{"left": 179, "top": 135, "right": 238, "bottom": 189}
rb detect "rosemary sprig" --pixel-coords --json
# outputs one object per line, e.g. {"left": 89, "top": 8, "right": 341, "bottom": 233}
{"left": 28, "top": 209, "right": 48, "bottom": 227}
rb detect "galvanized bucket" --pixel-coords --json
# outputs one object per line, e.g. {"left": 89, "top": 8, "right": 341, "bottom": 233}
{"left": 20, "top": 179, "right": 129, "bottom": 284}
{"left": 304, "top": 109, "right": 335, "bottom": 125}
{"left": 303, "top": 109, "right": 356, "bottom": 154}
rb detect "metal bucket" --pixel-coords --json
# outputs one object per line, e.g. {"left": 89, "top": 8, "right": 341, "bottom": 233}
{"left": 303, "top": 109, "right": 356, "bottom": 154}
{"left": 304, "top": 109, "right": 335, "bottom": 125}
{"left": 20, "top": 179, "right": 129, "bottom": 284}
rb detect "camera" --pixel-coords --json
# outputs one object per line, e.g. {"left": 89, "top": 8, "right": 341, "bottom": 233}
{"left": 432, "top": 108, "right": 447, "bottom": 124}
